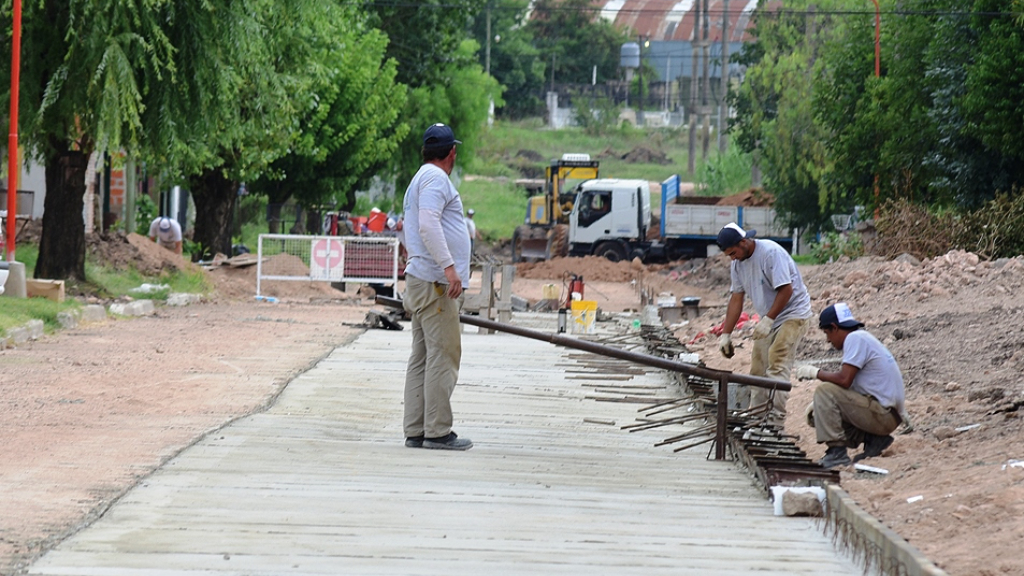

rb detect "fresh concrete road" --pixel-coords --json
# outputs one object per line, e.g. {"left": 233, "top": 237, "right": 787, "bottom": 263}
{"left": 27, "top": 314, "right": 859, "bottom": 576}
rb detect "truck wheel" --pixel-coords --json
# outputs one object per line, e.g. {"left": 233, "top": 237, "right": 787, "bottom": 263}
{"left": 511, "top": 227, "right": 524, "bottom": 263}
{"left": 594, "top": 241, "right": 627, "bottom": 262}
{"left": 549, "top": 224, "right": 569, "bottom": 258}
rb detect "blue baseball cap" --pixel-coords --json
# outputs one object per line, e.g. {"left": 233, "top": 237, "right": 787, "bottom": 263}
{"left": 716, "top": 222, "right": 756, "bottom": 249}
{"left": 423, "top": 123, "right": 461, "bottom": 149}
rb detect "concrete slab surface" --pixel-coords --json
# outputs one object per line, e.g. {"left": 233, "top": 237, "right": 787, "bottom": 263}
{"left": 27, "top": 314, "right": 859, "bottom": 576}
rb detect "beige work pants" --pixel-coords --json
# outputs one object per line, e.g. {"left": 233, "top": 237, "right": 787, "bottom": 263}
{"left": 403, "top": 275, "right": 464, "bottom": 439}
{"left": 740, "top": 316, "right": 810, "bottom": 424}
{"left": 808, "top": 382, "right": 900, "bottom": 447}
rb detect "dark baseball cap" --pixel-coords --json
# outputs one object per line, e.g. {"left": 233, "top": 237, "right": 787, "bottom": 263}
{"left": 819, "top": 302, "right": 865, "bottom": 329}
{"left": 716, "top": 222, "right": 757, "bottom": 249}
{"left": 423, "top": 123, "right": 461, "bottom": 149}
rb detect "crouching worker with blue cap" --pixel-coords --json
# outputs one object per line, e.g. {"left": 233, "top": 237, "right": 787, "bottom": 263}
{"left": 796, "top": 303, "right": 906, "bottom": 469}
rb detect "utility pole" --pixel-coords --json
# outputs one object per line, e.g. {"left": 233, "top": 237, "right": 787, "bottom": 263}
{"left": 687, "top": 1, "right": 701, "bottom": 178}
{"left": 700, "top": 0, "right": 711, "bottom": 160}
{"left": 718, "top": 0, "right": 730, "bottom": 153}
{"left": 485, "top": 1, "right": 492, "bottom": 76}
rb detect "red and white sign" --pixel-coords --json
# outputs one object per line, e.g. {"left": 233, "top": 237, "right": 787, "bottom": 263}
{"left": 310, "top": 238, "right": 344, "bottom": 281}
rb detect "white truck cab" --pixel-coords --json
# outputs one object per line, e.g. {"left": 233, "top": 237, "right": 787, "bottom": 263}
{"left": 568, "top": 179, "right": 651, "bottom": 262}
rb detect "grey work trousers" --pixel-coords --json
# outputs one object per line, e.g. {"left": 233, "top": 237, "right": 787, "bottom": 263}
{"left": 808, "top": 382, "right": 900, "bottom": 448}
{"left": 739, "top": 316, "right": 810, "bottom": 424}
{"left": 403, "top": 274, "right": 464, "bottom": 439}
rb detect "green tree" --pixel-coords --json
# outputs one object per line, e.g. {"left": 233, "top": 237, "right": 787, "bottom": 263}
{"left": 366, "top": 1, "right": 500, "bottom": 190}
{"left": 469, "top": 0, "right": 546, "bottom": 118}
{"left": 249, "top": 9, "right": 408, "bottom": 229}
{"left": 730, "top": 7, "right": 829, "bottom": 231}
{"left": 145, "top": 0, "right": 363, "bottom": 257}
{"left": 0, "top": 1, "right": 175, "bottom": 280}
{"left": 396, "top": 40, "right": 504, "bottom": 186}
{"left": 527, "top": 0, "right": 631, "bottom": 87}
{"left": 961, "top": 0, "right": 1024, "bottom": 191}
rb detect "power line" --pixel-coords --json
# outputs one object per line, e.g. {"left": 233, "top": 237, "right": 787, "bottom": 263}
{"left": 346, "top": 1, "right": 1024, "bottom": 19}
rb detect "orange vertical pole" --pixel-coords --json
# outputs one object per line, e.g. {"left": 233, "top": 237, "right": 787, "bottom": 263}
{"left": 871, "top": 0, "right": 881, "bottom": 216}
{"left": 6, "top": 0, "right": 22, "bottom": 260}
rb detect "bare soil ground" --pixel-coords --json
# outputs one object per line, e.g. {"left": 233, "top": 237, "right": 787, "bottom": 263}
{"left": 518, "top": 250, "right": 1024, "bottom": 576}
{"left": 2, "top": 235, "right": 1020, "bottom": 576}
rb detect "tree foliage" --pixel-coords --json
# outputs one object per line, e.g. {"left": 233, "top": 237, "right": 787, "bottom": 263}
{"left": 469, "top": 0, "right": 547, "bottom": 118}
{"left": 0, "top": 0, "right": 176, "bottom": 280}
{"left": 733, "top": 0, "right": 1024, "bottom": 237}
{"left": 527, "top": 0, "right": 631, "bottom": 87}
{"left": 249, "top": 8, "right": 408, "bottom": 220}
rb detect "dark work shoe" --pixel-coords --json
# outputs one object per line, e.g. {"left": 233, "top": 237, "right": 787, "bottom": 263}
{"left": 819, "top": 446, "right": 852, "bottom": 469}
{"left": 423, "top": 431, "right": 473, "bottom": 451}
{"left": 405, "top": 436, "right": 424, "bottom": 448}
{"left": 853, "top": 434, "right": 894, "bottom": 462}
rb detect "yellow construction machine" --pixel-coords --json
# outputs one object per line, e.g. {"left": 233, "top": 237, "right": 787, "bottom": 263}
{"left": 511, "top": 153, "right": 600, "bottom": 262}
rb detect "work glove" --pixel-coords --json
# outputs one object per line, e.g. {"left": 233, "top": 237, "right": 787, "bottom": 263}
{"left": 752, "top": 315, "right": 774, "bottom": 340}
{"left": 718, "top": 333, "right": 734, "bottom": 359}
{"left": 795, "top": 364, "right": 819, "bottom": 381}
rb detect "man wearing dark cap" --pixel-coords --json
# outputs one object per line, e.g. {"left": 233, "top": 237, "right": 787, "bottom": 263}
{"left": 401, "top": 123, "right": 473, "bottom": 451}
{"left": 796, "top": 303, "right": 906, "bottom": 469}
{"left": 716, "top": 222, "right": 812, "bottom": 426}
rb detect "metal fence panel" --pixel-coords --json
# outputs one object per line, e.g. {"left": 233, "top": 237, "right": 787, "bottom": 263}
{"left": 256, "top": 234, "right": 399, "bottom": 297}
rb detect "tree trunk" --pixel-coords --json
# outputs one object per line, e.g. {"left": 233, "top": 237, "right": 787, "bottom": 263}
{"left": 189, "top": 169, "right": 238, "bottom": 260}
{"left": 36, "top": 139, "right": 88, "bottom": 281}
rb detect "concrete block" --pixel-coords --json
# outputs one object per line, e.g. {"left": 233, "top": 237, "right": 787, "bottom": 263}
{"left": 58, "top": 310, "right": 80, "bottom": 329}
{"left": 81, "top": 305, "right": 107, "bottom": 323}
{"left": 8, "top": 326, "right": 29, "bottom": 344}
{"left": 109, "top": 300, "right": 154, "bottom": 317}
{"left": 26, "top": 319, "right": 44, "bottom": 340}
{"left": 167, "top": 292, "right": 203, "bottom": 307}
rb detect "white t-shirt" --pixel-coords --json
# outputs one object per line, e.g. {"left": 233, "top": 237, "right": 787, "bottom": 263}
{"left": 148, "top": 217, "right": 183, "bottom": 248}
{"left": 466, "top": 217, "right": 477, "bottom": 240}
{"left": 402, "top": 164, "right": 471, "bottom": 284}
{"left": 730, "top": 239, "right": 812, "bottom": 327}
{"left": 842, "top": 330, "right": 905, "bottom": 412}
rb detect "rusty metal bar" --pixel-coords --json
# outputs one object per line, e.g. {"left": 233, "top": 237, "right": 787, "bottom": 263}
{"left": 375, "top": 295, "right": 790, "bottom": 393}
{"left": 716, "top": 373, "right": 729, "bottom": 460}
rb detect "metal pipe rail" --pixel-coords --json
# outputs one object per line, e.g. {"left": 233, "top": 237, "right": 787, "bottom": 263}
{"left": 375, "top": 295, "right": 790, "bottom": 459}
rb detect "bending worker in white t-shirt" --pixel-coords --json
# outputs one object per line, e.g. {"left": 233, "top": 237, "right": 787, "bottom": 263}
{"left": 147, "top": 216, "right": 183, "bottom": 255}
{"left": 716, "top": 222, "right": 813, "bottom": 426}
{"left": 796, "top": 303, "right": 907, "bottom": 469}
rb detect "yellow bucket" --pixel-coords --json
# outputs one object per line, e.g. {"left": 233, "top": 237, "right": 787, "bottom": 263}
{"left": 542, "top": 283, "right": 559, "bottom": 300}
{"left": 570, "top": 300, "right": 598, "bottom": 334}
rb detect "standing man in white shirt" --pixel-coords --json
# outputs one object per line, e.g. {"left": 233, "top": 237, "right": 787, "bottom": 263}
{"left": 401, "top": 123, "right": 473, "bottom": 451}
{"left": 716, "top": 222, "right": 813, "bottom": 426}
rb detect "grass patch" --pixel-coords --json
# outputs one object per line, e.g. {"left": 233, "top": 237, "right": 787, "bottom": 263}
{"left": 458, "top": 177, "right": 528, "bottom": 241}
{"left": 0, "top": 297, "right": 78, "bottom": 336}
{"left": 82, "top": 262, "right": 213, "bottom": 301}
{"left": 470, "top": 120, "right": 690, "bottom": 186}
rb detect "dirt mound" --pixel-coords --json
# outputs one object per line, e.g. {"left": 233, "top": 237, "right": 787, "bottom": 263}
{"left": 716, "top": 188, "right": 774, "bottom": 207}
{"left": 516, "top": 255, "right": 643, "bottom": 283}
{"left": 206, "top": 252, "right": 359, "bottom": 303}
{"left": 669, "top": 247, "right": 1024, "bottom": 575}
{"left": 621, "top": 146, "right": 671, "bottom": 165}
{"left": 86, "top": 232, "right": 201, "bottom": 276}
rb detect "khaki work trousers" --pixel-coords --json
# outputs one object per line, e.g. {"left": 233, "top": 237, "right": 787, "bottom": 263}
{"left": 403, "top": 275, "right": 465, "bottom": 439}
{"left": 740, "top": 316, "right": 810, "bottom": 424}
{"left": 808, "top": 382, "right": 900, "bottom": 448}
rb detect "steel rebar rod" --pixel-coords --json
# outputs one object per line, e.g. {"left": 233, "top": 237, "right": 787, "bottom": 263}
{"left": 375, "top": 295, "right": 790, "bottom": 393}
